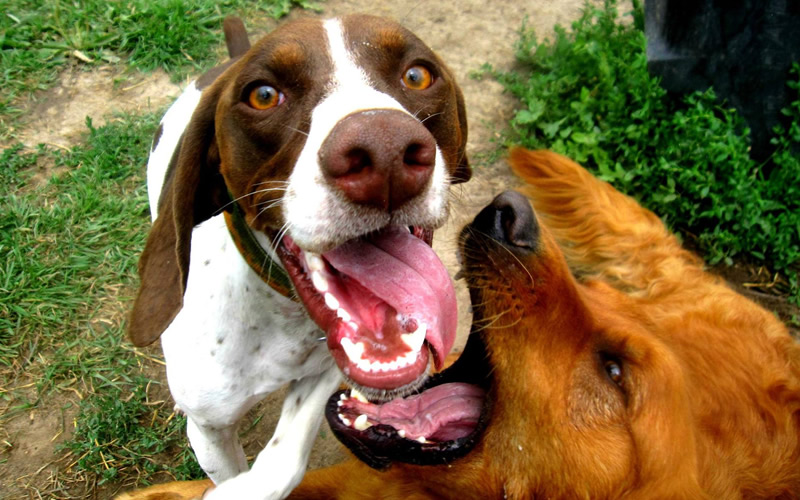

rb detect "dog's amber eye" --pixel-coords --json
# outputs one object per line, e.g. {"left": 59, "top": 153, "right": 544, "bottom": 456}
{"left": 248, "top": 85, "right": 282, "bottom": 110}
{"left": 604, "top": 360, "right": 624, "bottom": 387}
{"left": 402, "top": 65, "right": 433, "bottom": 90}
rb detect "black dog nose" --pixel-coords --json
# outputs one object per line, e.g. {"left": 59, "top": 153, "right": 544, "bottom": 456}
{"left": 470, "top": 190, "right": 538, "bottom": 248}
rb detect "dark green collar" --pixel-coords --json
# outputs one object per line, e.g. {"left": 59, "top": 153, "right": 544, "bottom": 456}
{"left": 225, "top": 201, "right": 294, "bottom": 298}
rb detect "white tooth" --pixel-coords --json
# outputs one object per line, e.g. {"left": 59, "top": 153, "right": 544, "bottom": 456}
{"left": 396, "top": 354, "right": 408, "bottom": 369}
{"left": 340, "top": 393, "right": 347, "bottom": 400}
{"left": 398, "top": 429, "right": 406, "bottom": 438}
{"left": 348, "top": 321, "right": 359, "bottom": 332}
{"left": 400, "top": 322, "right": 427, "bottom": 353}
{"left": 350, "top": 388, "right": 368, "bottom": 403}
{"left": 338, "top": 413, "right": 351, "bottom": 426}
{"left": 311, "top": 271, "right": 328, "bottom": 292}
{"left": 357, "top": 359, "right": 371, "bottom": 372}
{"left": 324, "top": 293, "right": 339, "bottom": 310}
{"left": 370, "top": 360, "right": 382, "bottom": 372}
{"left": 389, "top": 360, "right": 399, "bottom": 371}
{"left": 353, "top": 414, "right": 371, "bottom": 431}
{"left": 337, "top": 400, "right": 343, "bottom": 407}
{"left": 401, "top": 351, "right": 417, "bottom": 367}
{"left": 337, "top": 308, "right": 351, "bottom": 322}
{"left": 341, "top": 338, "right": 365, "bottom": 362}
{"left": 416, "top": 436, "right": 428, "bottom": 443}
{"left": 305, "top": 252, "right": 324, "bottom": 272}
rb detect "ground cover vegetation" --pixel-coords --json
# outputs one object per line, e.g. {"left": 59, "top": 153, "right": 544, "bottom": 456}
{"left": 483, "top": 0, "right": 800, "bottom": 303}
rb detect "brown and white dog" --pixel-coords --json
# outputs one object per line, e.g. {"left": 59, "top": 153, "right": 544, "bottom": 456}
{"left": 127, "top": 15, "right": 469, "bottom": 499}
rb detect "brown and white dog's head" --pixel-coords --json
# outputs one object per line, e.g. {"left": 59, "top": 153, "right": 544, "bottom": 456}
{"left": 130, "top": 15, "right": 470, "bottom": 396}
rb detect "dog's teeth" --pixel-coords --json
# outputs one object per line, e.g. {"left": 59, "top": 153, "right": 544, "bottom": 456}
{"left": 398, "top": 429, "right": 406, "bottom": 438}
{"left": 338, "top": 413, "right": 351, "bottom": 426}
{"left": 353, "top": 414, "right": 371, "bottom": 431}
{"left": 305, "top": 252, "right": 324, "bottom": 272}
{"left": 341, "top": 337, "right": 365, "bottom": 363}
{"left": 400, "top": 321, "right": 426, "bottom": 353}
{"left": 324, "top": 293, "right": 339, "bottom": 310}
{"left": 337, "top": 400, "right": 343, "bottom": 407}
{"left": 311, "top": 271, "right": 328, "bottom": 292}
{"left": 416, "top": 436, "right": 429, "bottom": 443}
{"left": 350, "top": 388, "right": 368, "bottom": 403}
{"left": 340, "top": 393, "right": 347, "bottom": 400}
{"left": 337, "top": 308, "right": 351, "bottom": 322}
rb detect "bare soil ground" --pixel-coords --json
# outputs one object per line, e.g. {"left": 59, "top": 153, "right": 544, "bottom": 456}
{"left": 3, "top": 0, "right": 796, "bottom": 498}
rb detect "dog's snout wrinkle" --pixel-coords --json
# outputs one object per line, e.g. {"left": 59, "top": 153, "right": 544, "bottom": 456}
{"left": 319, "top": 109, "right": 436, "bottom": 211}
{"left": 472, "top": 190, "right": 538, "bottom": 249}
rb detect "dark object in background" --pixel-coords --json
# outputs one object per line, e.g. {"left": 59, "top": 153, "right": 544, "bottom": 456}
{"left": 645, "top": 0, "right": 800, "bottom": 164}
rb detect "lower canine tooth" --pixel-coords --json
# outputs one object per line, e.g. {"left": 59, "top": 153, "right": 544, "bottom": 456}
{"left": 401, "top": 322, "right": 427, "bottom": 352}
{"left": 350, "top": 388, "right": 368, "bottom": 403}
{"left": 353, "top": 414, "right": 371, "bottom": 431}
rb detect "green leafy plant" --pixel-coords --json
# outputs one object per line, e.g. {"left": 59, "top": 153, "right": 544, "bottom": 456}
{"left": 482, "top": 0, "right": 800, "bottom": 302}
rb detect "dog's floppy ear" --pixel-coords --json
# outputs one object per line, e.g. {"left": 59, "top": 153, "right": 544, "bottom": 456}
{"left": 450, "top": 83, "right": 471, "bottom": 184}
{"left": 128, "top": 83, "right": 228, "bottom": 347}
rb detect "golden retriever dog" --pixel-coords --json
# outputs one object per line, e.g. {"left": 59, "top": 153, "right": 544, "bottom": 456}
{"left": 117, "top": 150, "right": 800, "bottom": 499}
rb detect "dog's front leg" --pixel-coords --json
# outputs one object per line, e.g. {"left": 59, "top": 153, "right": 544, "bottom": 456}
{"left": 186, "top": 416, "right": 250, "bottom": 483}
{"left": 202, "top": 364, "right": 343, "bottom": 500}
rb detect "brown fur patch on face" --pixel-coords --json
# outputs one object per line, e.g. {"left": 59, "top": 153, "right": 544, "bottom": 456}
{"left": 374, "top": 26, "right": 407, "bottom": 54}
{"left": 269, "top": 42, "right": 308, "bottom": 72}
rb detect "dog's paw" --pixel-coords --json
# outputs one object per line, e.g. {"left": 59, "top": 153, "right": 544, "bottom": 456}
{"left": 201, "top": 461, "right": 303, "bottom": 500}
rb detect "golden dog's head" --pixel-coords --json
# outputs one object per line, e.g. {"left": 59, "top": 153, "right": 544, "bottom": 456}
{"left": 324, "top": 149, "right": 800, "bottom": 498}
{"left": 455, "top": 149, "right": 800, "bottom": 498}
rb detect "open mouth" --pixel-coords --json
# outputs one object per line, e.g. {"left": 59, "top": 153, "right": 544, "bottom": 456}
{"left": 276, "top": 226, "right": 458, "bottom": 393}
{"left": 324, "top": 328, "right": 492, "bottom": 469}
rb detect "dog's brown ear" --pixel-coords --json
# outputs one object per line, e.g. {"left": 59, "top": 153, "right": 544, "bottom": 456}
{"left": 451, "top": 83, "right": 471, "bottom": 184}
{"left": 128, "top": 83, "right": 227, "bottom": 347}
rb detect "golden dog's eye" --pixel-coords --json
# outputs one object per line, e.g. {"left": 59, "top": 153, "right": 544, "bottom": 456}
{"left": 604, "top": 359, "right": 624, "bottom": 387}
{"left": 248, "top": 85, "right": 283, "bottom": 110}
{"left": 402, "top": 65, "right": 433, "bottom": 90}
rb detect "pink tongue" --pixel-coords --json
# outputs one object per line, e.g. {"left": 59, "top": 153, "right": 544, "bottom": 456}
{"left": 344, "top": 383, "right": 485, "bottom": 441}
{"left": 324, "top": 227, "right": 457, "bottom": 369}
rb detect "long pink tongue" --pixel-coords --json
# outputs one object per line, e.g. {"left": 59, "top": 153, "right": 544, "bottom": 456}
{"left": 324, "top": 227, "right": 457, "bottom": 369}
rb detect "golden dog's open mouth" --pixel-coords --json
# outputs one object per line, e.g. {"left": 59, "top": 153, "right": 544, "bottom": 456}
{"left": 277, "top": 226, "right": 458, "bottom": 394}
{"left": 324, "top": 328, "right": 492, "bottom": 469}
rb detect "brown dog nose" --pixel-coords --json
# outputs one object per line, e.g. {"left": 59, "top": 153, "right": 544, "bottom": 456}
{"left": 319, "top": 109, "right": 436, "bottom": 211}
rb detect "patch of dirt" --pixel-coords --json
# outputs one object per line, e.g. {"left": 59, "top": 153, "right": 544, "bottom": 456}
{"left": 17, "top": 66, "right": 181, "bottom": 150}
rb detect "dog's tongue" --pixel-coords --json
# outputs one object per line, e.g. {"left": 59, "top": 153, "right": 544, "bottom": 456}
{"left": 324, "top": 227, "right": 457, "bottom": 388}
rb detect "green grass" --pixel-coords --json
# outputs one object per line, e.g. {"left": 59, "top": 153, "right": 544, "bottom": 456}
{"left": 1, "top": 112, "right": 153, "bottom": 386}
{"left": 62, "top": 372, "right": 204, "bottom": 485}
{"left": 0, "top": 112, "right": 207, "bottom": 487}
{"left": 0, "top": 0, "right": 319, "bottom": 138}
{"left": 482, "top": 0, "right": 800, "bottom": 302}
